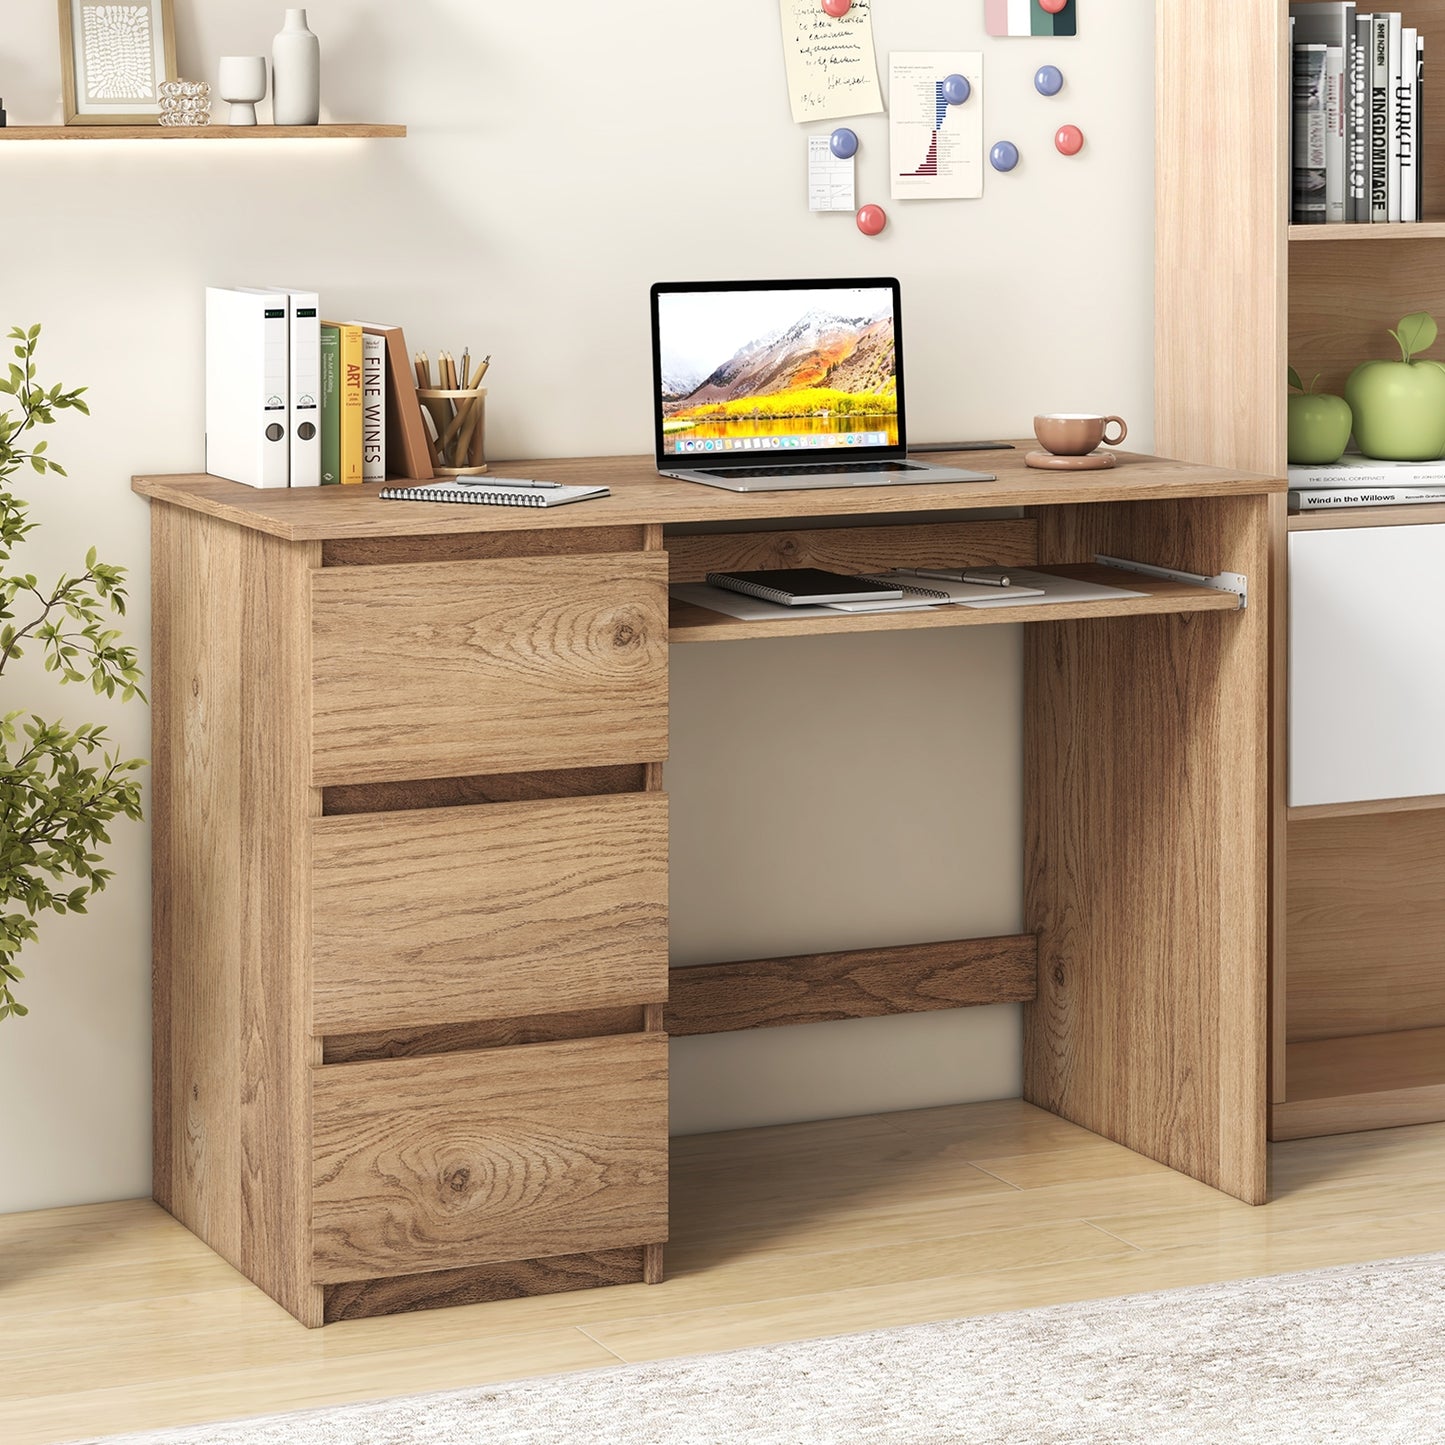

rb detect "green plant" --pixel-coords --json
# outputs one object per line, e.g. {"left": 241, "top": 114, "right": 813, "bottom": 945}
{"left": 0, "top": 325, "right": 145, "bottom": 1020}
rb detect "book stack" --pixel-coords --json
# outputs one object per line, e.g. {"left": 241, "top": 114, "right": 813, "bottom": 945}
{"left": 1288, "top": 456, "right": 1445, "bottom": 509}
{"left": 319, "top": 320, "right": 434, "bottom": 486}
{"left": 1290, "top": 5, "right": 1424, "bottom": 225}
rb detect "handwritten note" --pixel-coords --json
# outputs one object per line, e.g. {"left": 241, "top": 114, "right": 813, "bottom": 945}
{"left": 777, "top": 0, "right": 884, "bottom": 125}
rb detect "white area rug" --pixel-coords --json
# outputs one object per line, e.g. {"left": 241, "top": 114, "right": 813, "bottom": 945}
{"left": 89, "top": 1252, "right": 1445, "bottom": 1444}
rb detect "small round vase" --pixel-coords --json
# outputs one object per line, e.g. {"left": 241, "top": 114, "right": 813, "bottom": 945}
{"left": 272, "top": 8, "right": 320, "bottom": 126}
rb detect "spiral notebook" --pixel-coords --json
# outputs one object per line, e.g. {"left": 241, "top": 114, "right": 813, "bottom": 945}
{"left": 379, "top": 479, "right": 610, "bottom": 508}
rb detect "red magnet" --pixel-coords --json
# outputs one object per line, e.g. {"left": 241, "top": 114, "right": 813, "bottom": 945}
{"left": 821, "top": 0, "right": 852, "bottom": 15}
{"left": 856, "top": 203, "right": 887, "bottom": 236}
{"left": 1039, "top": 0, "right": 1069, "bottom": 12}
{"left": 1055, "top": 124, "right": 1084, "bottom": 156}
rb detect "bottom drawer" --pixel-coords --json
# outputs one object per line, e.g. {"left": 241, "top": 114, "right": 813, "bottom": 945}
{"left": 310, "top": 1033, "right": 668, "bottom": 1284}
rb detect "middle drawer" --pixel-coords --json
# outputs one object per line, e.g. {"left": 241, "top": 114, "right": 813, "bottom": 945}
{"left": 311, "top": 793, "right": 668, "bottom": 1035}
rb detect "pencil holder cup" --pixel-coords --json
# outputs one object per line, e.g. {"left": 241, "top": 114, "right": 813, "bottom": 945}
{"left": 416, "top": 386, "right": 487, "bottom": 476}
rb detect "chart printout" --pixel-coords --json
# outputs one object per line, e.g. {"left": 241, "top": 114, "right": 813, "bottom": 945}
{"left": 889, "top": 52, "right": 984, "bottom": 200}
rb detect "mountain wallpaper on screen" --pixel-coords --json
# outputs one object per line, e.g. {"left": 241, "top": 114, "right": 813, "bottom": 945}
{"left": 663, "top": 308, "right": 896, "bottom": 421}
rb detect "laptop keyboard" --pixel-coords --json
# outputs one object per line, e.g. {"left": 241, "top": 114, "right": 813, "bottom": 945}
{"left": 693, "top": 461, "right": 919, "bottom": 479}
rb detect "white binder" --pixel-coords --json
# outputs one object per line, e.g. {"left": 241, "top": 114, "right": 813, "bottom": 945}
{"left": 205, "top": 287, "right": 290, "bottom": 489}
{"left": 264, "top": 287, "right": 322, "bottom": 487}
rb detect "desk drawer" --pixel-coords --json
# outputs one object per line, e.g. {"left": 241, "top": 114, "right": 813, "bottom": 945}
{"left": 310, "top": 553, "right": 669, "bottom": 786}
{"left": 310, "top": 1033, "right": 668, "bottom": 1283}
{"left": 311, "top": 793, "right": 668, "bottom": 1035}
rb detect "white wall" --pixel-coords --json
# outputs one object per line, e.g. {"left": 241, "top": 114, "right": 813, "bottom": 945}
{"left": 2, "top": 1, "right": 1155, "bottom": 1210}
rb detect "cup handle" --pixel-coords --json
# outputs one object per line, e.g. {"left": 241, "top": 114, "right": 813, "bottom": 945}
{"left": 1102, "top": 416, "right": 1127, "bottom": 447}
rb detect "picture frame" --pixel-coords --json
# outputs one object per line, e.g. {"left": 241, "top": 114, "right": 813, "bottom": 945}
{"left": 58, "top": 0, "right": 177, "bottom": 125}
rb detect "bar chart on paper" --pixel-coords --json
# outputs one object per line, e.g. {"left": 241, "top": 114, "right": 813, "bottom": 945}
{"left": 889, "top": 53, "right": 983, "bottom": 200}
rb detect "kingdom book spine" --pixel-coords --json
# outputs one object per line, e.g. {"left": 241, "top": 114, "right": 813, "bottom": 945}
{"left": 1371, "top": 13, "right": 1390, "bottom": 220}
{"left": 319, "top": 325, "right": 340, "bottom": 484}
{"left": 361, "top": 331, "right": 386, "bottom": 482}
{"left": 1290, "top": 487, "right": 1445, "bottom": 508}
{"left": 1294, "top": 45, "right": 1330, "bottom": 224}
{"left": 1326, "top": 46, "right": 1347, "bottom": 222}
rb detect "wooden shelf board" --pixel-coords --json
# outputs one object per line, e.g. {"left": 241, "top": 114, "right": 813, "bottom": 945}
{"left": 1288, "top": 503, "right": 1445, "bottom": 530}
{"left": 1289, "top": 222, "right": 1445, "bottom": 242}
{"left": 1271, "top": 1027, "right": 1445, "bottom": 1140}
{"left": 669, "top": 564, "right": 1240, "bottom": 643}
{"left": 1287, "top": 793, "right": 1445, "bottom": 823}
{"left": 0, "top": 123, "right": 404, "bottom": 141}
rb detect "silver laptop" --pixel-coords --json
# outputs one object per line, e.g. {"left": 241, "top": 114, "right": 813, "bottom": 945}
{"left": 650, "top": 277, "right": 994, "bottom": 492}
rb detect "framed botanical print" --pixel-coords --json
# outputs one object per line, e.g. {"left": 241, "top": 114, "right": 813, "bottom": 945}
{"left": 58, "top": 1, "right": 177, "bottom": 125}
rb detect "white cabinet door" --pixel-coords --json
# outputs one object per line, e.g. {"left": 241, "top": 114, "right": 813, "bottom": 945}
{"left": 1289, "top": 524, "right": 1445, "bottom": 807}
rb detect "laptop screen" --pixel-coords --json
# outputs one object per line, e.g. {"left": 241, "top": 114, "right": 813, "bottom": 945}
{"left": 651, "top": 278, "right": 906, "bottom": 468}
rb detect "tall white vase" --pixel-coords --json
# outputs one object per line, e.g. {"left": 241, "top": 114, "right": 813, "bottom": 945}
{"left": 272, "top": 8, "right": 320, "bottom": 126}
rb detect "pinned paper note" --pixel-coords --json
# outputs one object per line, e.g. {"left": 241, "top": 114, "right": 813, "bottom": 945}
{"left": 777, "top": 0, "right": 884, "bottom": 125}
{"left": 808, "top": 135, "right": 857, "bottom": 211}
{"left": 985, "top": 0, "right": 1078, "bottom": 37}
{"left": 889, "top": 54, "right": 984, "bottom": 200}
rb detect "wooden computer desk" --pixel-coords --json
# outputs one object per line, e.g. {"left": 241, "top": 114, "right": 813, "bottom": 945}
{"left": 133, "top": 445, "right": 1280, "bottom": 1326}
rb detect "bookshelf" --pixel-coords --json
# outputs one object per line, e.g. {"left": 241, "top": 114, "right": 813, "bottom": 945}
{"left": 1156, "top": 0, "right": 1445, "bottom": 1141}
{"left": 0, "top": 124, "right": 405, "bottom": 141}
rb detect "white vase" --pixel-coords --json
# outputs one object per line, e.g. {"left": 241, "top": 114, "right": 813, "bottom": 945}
{"left": 272, "top": 8, "right": 320, "bottom": 126}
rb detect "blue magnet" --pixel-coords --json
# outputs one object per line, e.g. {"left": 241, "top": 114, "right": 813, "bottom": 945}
{"left": 1034, "top": 65, "right": 1064, "bottom": 96}
{"left": 990, "top": 140, "right": 1020, "bottom": 172}
{"left": 941, "top": 73, "right": 971, "bottom": 105}
{"left": 830, "top": 126, "right": 859, "bottom": 159}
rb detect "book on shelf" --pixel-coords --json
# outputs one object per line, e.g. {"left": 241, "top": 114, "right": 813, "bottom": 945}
{"left": 360, "top": 331, "right": 386, "bottom": 483}
{"left": 1294, "top": 43, "right": 1330, "bottom": 224}
{"left": 319, "top": 325, "right": 340, "bottom": 484}
{"left": 1401, "top": 26, "right": 1419, "bottom": 222}
{"left": 357, "top": 323, "right": 434, "bottom": 481}
{"left": 321, "top": 321, "right": 364, "bottom": 484}
{"left": 1290, "top": 4, "right": 1354, "bottom": 223}
{"left": 1290, "top": 487, "right": 1445, "bottom": 509}
{"left": 1288, "top": 456, "right": 1445, "bottom": 486}
{"left": 379, "top": 478, "right": 608, "bottom": 508}
{"left": 1351, "top": 10, "right": 1370, "bottom": 221}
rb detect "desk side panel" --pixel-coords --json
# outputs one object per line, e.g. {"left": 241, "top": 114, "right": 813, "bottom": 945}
{"left": 1023, "top": 495, "right": 1269, "bottom": 1204}
{"left": 150, "top": 505, "right": 323, "bottom": 1324}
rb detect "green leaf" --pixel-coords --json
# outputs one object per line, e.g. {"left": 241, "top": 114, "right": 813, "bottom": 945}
{"left": 1288, "top": 366, "right": 1303, "bottom": 392}
{"left": 1393, "top": 311, "right": 1439, "bottom": 363}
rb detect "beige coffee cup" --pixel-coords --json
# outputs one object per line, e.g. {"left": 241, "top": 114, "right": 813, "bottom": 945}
{"left": 1034, "top": 413, "right": 1128, "bottom": 456}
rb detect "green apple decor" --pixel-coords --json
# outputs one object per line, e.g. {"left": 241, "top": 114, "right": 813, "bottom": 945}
{"left": 1344, "top": 311, "right": 1445, "bottom": 460}
{"left": 1287, "top": 368, "right": 1352, "bottom": 465}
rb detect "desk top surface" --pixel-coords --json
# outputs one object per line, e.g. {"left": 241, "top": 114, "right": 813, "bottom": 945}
{"left": 133, "top": 445, "right": 1283, "bottom": 543}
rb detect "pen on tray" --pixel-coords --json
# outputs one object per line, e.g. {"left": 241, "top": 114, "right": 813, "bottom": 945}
{"left": 913, "top": 566, "right": 1013, "bottom": 587}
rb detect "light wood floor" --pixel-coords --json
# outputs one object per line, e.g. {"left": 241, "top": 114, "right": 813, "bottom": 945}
{"left": 6, "top": 1099, "right": 1445, "bottom": 1444}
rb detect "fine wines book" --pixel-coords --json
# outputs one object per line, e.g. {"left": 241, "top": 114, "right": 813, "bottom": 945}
{"left": 360, "top": 331, "right": 387, "bottom": 483}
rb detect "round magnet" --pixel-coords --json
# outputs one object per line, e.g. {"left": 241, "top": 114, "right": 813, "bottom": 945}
{"left": 1054, "top": 124, "right": 1084, "bottom": 155}
{"left": 1039, "top": 0, "right": 1069, "bottom": 12}
{"left": 989, "top": 140, "right": 1020, "bottom": 172}
{"left": 821, "top": 0, "right": 852, "bottom": 15}
{"left": 855, "top": 203, "right": 887, "bottom": 236}
{"left": 829, "top": 126, "right": 859, "bottom": 159}
{"left": 1034, "top": 65, "right": 1064, "bottom": 97}
{"left": 941, "top": 73, "right": 971, "bottom": 105}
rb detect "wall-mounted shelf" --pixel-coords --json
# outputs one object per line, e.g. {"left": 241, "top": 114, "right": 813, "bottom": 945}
{"left": 0, "top": 124, "right": 405, "bottom": 141}
{"left": 1289, "top": 222, "right": 1445, "bottom": 242}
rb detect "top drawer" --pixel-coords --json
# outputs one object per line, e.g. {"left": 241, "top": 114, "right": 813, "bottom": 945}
{"left": 311, "top": 552, "right": 669, "bottom": 786}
